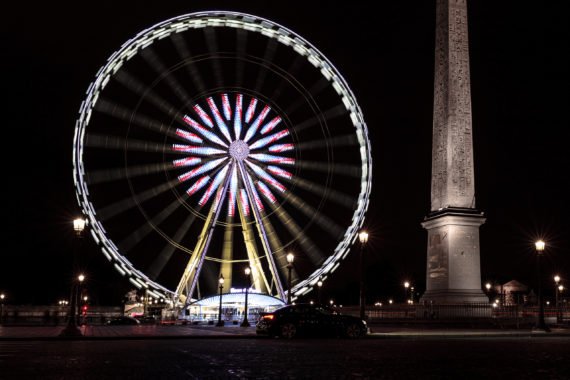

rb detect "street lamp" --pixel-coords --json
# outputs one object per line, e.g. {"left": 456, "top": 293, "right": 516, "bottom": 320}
{"left": 216, "top": 274, "right": 225, "bottom": 327}
{"left": 404, "top": 281, "right": 410, "bottom": 303}
{"left": 287, "top": 253, "right": 295, "bottom": 305}
{"left": 241, "top": 267, "right": 251, "bottom": 327}
{"left": 534, "top": 240, "right": 550, "bottom": 332}
{"left": 358, "top": 230, "right": 369, "bottom": 321}
{"left": 317, "top": 280, "right": 323, "bottom": 305}
{"left": 410, "top": 286, "right": 415, "bottom": 304}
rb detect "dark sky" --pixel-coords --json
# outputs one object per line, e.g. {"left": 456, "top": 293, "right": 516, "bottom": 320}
{"left": 1, "top": 1, "right": 568, "bottom": 306}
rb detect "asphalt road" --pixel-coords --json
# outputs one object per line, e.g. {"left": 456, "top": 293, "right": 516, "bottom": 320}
{"left": 1, "top": 337, "right": 569, "bottom": 379}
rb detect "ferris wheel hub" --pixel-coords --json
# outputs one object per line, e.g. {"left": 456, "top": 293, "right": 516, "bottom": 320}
{"left": 229, "top": 140, "right": 250, "bottom": 161}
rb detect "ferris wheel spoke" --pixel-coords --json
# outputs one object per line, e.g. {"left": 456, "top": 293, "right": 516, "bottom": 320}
{"left": 114, "top": 70, "right": 182, "bottom": 121}
{"left": 204, "top": 27, "right": 224, "bottom": 88}
{"left": 147, "top": 210, "right": 199, "bottom": 281}
{"left": 254, "top": 37, "right": 278, "bottom": 93}
{"left": 85, "top": 134, "right": 165, "bottom": 154}
{"left": 98, "top": 179, "right": 178, "bottom": 221}
{"left": 295, "top": 134, "right": 358, "bottom": 151}
{"left": 290, "top": 104, "right": 346, "bottom": 134}
{"left": 87, "top": 162, "right": 171, "bottom": 185}
{"left": 119, "top": 195, "right": 190, "bottom": 253}
{"left": 283, "top": 77, "right": 330, "bottom": 116}
{"left": 290, "top": 176, "right": 356, "bottom": 208}
{"left": 297, "top": 160, "right": 361, "bottom": 178}
{"left": 94, "top": 98, "right": 179, "bottom": 140}
{"left": 220, "top": 216, "right": 234, "bottom": 290}
{"left": 266, "top": 199, "right": 325, "bottom": 266}
{"left": 269, "top": 55, "right": 304, "bottom": 102}
{"left": 140, "top": 47, "right": 194, "bottom": 108}
{"left": 235, "top": 28, "right": 248, "bottom": 88}
{"left": 170, "top": 32, "right": 207, "bottom": 95}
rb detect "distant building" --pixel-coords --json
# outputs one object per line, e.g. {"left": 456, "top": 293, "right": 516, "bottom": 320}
{"left": 493, "top": 280, "right": 531, "bottom": 305}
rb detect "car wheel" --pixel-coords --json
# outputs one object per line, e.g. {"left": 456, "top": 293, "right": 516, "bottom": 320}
{"left": 345, "top": 323, "right": 363, "bottom": 338}
{"left": 280, "top": 323, "right": 297, "bottom": 339}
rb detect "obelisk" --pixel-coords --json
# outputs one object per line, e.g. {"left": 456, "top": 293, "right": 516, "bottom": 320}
{"left": 420, "top": 0, "right": 488, "bottom": 304}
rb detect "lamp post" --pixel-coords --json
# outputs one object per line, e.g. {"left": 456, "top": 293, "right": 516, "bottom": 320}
{"left": 404, "top": 281, "right": 410, "bottom": 303}
{"left": 317, "top": 280, "right": 323, "bottom": 305}
{"left": 410, "top": 286, "right": 415, "bottom": 304}
{"left": 60, "top": 218, "right": 86, "bottom": 337}
{"left": 286, "top": 253, "right": 294, "bottom": 305}
{"left": 216, "top": 274, "right": 225, "bottom": 327}
{"left": 358, "top": 230, "right": 369, "bottom": 321}
{"left": 534, "top": 240, "right": 550, "bottom": 332}
{"left": 241, "top": 268, "right": 251, "bottom": 327}
{"left": 0, "top": 293, "right": 5, "bottom": 325}
{"left": 554, "top": 275, "right": 560, "bottom": 309}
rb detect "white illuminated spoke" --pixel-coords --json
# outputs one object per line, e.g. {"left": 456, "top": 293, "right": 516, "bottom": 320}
{"left": 234, "top": 94, "right": 243, "bottom": 140}
{"left": 246, "top": 174, "right": 264, "bottom": 212}
{"left": 257, "top": 181, "right": 277, "bottom": 203}
{"left": 267, "top": 166, "right": 293, "bottom": 179}
{"left": 245, "top": 98, "right": 258, "bottom": 123}
{"left": 177, "top": 158, "right": 226, "bottom": 182}
{"left": 268, "top": 143, "right": 294, "bottom": 153}
{"left": 207, "top": 97, "right": 232, "bottom": 142}
{"left": 182, "top": 115, "right": 228, "bottom": 147}
{"left": 250, "top": 153, "right": 295, "bottom": 165}
{"left": 239, "top": 188, "right": 250, "bottom": 216}
{"left": 186, "top": 176, "right": 210, "bottom": 196}
{"left": 244, "top": 105, "right": 271, "bottom": 142}
{"left": 173, "top": 157, "right": 201, "bottom": 167}
{"left": 176, "top": 129, "right": 203, "bottom": 144}
{"left": 172, "top": 145, "right": 225, "bottom": 155}
{"left": 193, "top": 104, "right": 214, "bottom": 128}
{"left": 249, "top": 129, "right": 289, "bottom": 150}
{"left": 260, "top": 116, "right": 282, "bottom": 135}
{"left": 199, "top": 165, "right": 230, "bottom": 206}
{"left": 228, "top": 166, "right": 238, "bottom": 217}
{"left": 222, "top": 94, "right": 232, "bottom": 121}
{"left": 246, "top": 161, "right": 286, "bottom": 192}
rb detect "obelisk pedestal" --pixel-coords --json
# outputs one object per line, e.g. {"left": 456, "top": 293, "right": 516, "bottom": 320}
{"left": 420, "top": 0, "right": 488, "bottom": 304}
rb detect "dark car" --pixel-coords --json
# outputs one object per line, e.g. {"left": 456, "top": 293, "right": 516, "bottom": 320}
{"left": 106, "top": 316, "right": 141, "bottom": 325}
{"left": 256, "top": 304, "right": 367, "bottom": 338}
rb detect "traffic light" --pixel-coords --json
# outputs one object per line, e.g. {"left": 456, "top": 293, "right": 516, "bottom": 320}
{"left": 82, "top": 305, "right": 88, "bottom": 315}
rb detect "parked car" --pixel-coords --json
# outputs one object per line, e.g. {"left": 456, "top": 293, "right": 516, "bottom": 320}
{"left": 256, "top": 304, "right": 367, "bottom": 338}
{"left": 106, "top": 316, "right": 141, "bottom": 325}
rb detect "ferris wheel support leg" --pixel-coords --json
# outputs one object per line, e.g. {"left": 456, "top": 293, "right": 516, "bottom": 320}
{"left": 237, "top": 161, "right": 286, "bottom": 301}
{"left": 175, "top": 167, "right": 233, "bottom": 306}
{"left": 237, "top": 196, "right": 271, "bottom": 294}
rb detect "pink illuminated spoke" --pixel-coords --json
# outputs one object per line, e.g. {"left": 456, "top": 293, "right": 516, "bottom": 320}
{"left": 249, "top": 129, "right": 289, "bottom": 150}
{"left": 172, "top": 145, "right": 225, "bottom": 155}
{"left": 239, "top": 189, "right": 250, "bottom": 216}
{"left": 268, "top": 143, "right": 294, "bottom": 153}
{"left": 207, "top": 97, "right": 232, "bottom": 142}
{"left": 186, "top": 176, "right": 210, "bottom": 196}
{"left": 173, "top": 157, "right": 201, "bottom": 168}
{"left": 182, "top": 115, "right": 227, "bottom": 147}
{"left": 246, "top": 174, "right": 264, "bottom": 212}
{"left": 245, "top": 98, "right": 258, "bottom": 123}
{"left": 176, "top": 129, "right": 203, "bottom": 144}
{"left": 266, "top": 166, "right": 293, "bottom": 179}
{"left": 257, "top": 181, "right": 277, "bottom": 203}
{"left": 234, "top": 94, "right": 243, "bottom": 140}
{"left": 193, "top": 104, "right": 214, "bottom": 128}
{"left": 250, "top": 153, "right": 294, "bottom": 165}
{"left": 228, "top": 167, "right": 238, "bottom": 217}
{"left": 246, "top": 161, "right": 286, "bottom": 193}
{"left": 177, "top": 158, "right": 226, "bottom": 182}
{"left": 244, "top": 105, "right": 271, "bottom": 142}
{"left": 199, "top": 165, "right": 229, "bottom": 206}
{"left": 222, "top": 94, "right": 232, "bottom": 121}
{"left": 260, "top": 116, "right": 282, "bottom": 135}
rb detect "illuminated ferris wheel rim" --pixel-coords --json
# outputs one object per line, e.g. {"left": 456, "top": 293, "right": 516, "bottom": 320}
{"left": 72, "top": 11, "right": 372, "bottom": 302}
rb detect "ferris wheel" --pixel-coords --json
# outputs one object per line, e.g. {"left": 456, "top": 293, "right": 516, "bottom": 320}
{"left": 73, "top": 11, "right": 372, "bottom": 306}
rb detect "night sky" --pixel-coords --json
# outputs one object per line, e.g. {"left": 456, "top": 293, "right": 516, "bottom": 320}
{"left": 2, "top": 1, "right": 568, "bottom": 306}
